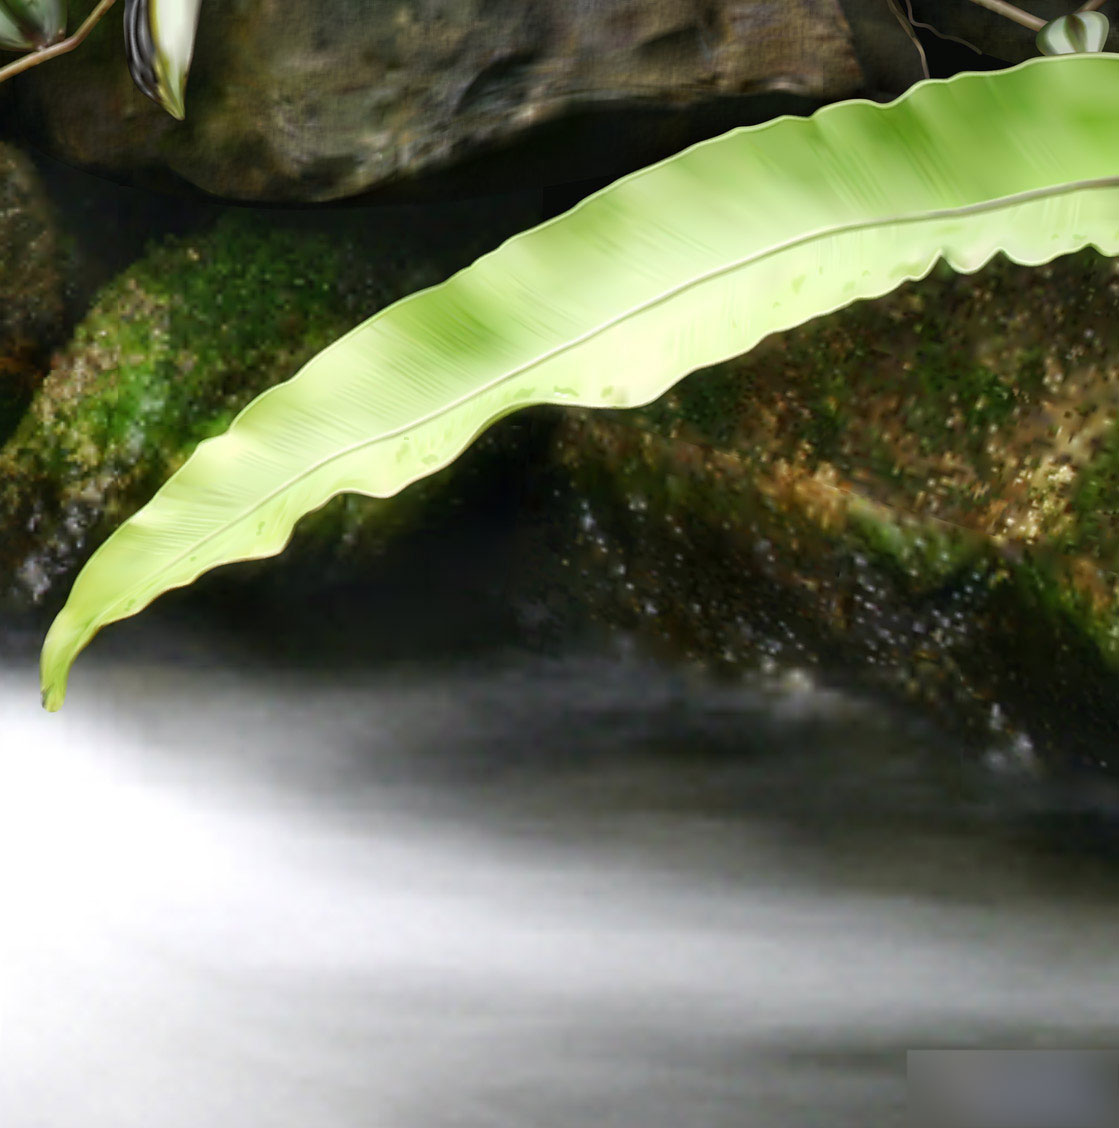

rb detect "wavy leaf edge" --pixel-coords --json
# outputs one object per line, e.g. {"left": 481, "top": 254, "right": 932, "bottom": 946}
{"left": 39, "top": 52, "right": 1119, "bottom": 710}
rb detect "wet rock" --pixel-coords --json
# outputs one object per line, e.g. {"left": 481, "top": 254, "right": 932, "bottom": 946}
{"left": 0, "top": 142, "right": 66, "bottom": 441}
{"left": 554, "top": 249, "right": 1119, "bottom": 771}
{"left": 0, "top": 192, "right": 541, "bottom": 610}
{"left": 9, "top": 0, "right": 863, "bottom": 203}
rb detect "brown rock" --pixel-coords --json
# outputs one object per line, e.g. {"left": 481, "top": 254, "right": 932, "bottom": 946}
{"left": 0, "top": 142, "right": 64, "bottom": 437}
{"left": 9, "top": 0, "right": 864, "bottom": 203}
{"left": 553, "top": 250, "right": 1119, "bottom": 771}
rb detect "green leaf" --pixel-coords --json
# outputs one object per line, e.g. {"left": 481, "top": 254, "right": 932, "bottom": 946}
{"left": 0, "top": 0, "right": 65, "bottom": 50}
{"left": 1037, "top": 12, "right": 1110, "bottom": 56}
{"left": 39, "top": 53, "right": 1119, "bottom": 710}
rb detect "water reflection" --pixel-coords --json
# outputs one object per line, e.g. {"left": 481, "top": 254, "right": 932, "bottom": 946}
{"left": 3, "top": 627, "right": 1119, "bottom": 1127}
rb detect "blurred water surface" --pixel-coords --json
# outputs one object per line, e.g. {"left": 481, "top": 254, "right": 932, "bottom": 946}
{"left": 3, "top": 612, "right": 1119, "bottom": 1128}
{"left": 7, "top": 93, "right": 1119, "bottom": 1128}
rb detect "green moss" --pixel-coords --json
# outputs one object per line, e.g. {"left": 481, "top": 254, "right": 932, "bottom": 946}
{"left": 801, "top": 400, "right": 845, "bottom": 466}
{"left": 800, "top": 366, "right": 853, "bottom": 466}
{"left": 14, "top": 211, "right": 365, "bottom": 487}
{"left": 866, "top": 436, "right": 907, "bottom": 488}
{"left": 1062, "top": 422, "right": 1119, "bottom": 565}
{"left": 782, "top": 272, "right": 1052, "bottom": 463}
{"left": 676, "top": 362, "right": 753, "bottom": 445}
{"left": 639, "top": 360, "right": 753, "bottom": 445}
{"left": 845, "top": 500, "right": 987, "bottom": 592}
{"left": 0, "top": 209, "right": 442, "bottom": 594}
{"left": 1004, "top": 554, "right": 1119, "bottom": 671}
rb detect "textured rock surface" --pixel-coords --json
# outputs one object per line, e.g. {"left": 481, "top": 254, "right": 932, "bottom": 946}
{"left": 8, "top": 0, "right": 864, "bottom": 202}
{"left": 554, "top": 249, "right": 1119, "bottom": 769}
{"left": 0, "top": 192, "right": 542, "bottom": 609}
{"left": 0, "top": 143, "right": 66, "bottom": 440}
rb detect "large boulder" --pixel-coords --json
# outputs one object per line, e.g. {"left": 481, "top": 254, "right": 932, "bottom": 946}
{"left": 7, "top": 0, "right": 869, "bottom": 203}
{"left": 554, "top": 249, "right": 1119, "bottom": 770}
{"left": 0, "top": 143, "right": 66, "bottom": 441}
{"left": 0, "top": 191, "right": 542, "bottom": 609}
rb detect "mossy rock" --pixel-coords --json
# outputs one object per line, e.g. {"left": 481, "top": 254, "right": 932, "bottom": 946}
{"left": 555, "top": 249, "right": 1119, "bottom": 771}
{"left": 0, "top": 207, "right": 524, "bottom": 609}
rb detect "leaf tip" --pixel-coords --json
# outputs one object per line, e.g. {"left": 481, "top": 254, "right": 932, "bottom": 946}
{"left": 40, "top": 681, "right": 64, "bottom": 713}
{"left": 39, "top": 611, "right": 83, "bottom": 713}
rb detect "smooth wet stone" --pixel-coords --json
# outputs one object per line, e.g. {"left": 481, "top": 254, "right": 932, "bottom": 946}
{"left": 9, "top": 0, "right": 865, "bottom": 203}
{"left": 553, "top": 249, "right": 1119, "bottom": 770}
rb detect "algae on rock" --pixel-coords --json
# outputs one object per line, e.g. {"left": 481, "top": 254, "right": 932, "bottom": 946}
{"left": 0, "top": 203, "right": 537, "bottom": 608}
{"left": 555, "top": 249, "right": 1119, "bottom": 770}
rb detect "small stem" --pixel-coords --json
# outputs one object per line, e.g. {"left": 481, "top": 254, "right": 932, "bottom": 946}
{"left": 966, "top": 0, "right": 1047, "bottom": 31}
{"left": 0, "top": 0, "right": 119, "bottom": 88}
{"left": 887, "top": 0, "right": 930, "bottom": 79}
{"left": 902, "top": 0, "right": 984, "bottom": 55}
{"left": 1077, "top": 0, "right": 1108, "bottom": 11}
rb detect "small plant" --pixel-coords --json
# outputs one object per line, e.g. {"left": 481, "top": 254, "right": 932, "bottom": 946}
{"left": 888, "top": 0, "right": 1112, "bottom": 77}
{"left": 0, "top": 0, "right": 201, "bottom": 118}
{"left": 0, "top": 0, "right": 1111, "bottom": 130}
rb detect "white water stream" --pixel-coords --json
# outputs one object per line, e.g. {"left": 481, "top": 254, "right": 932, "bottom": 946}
{"left": 3, "top": 631, "right": 1119, "bottom": 1127}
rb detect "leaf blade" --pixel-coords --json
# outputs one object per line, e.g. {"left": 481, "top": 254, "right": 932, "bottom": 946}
{"left": 40, "top": 53, "right": 1119, "bottom": 709}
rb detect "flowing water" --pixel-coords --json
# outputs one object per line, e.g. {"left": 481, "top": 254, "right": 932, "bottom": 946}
{"left": 5, "top": 149, "right": 1119, "bottom": 1128}
{"left": 4, "top": 606, "right": 1119, "bottom": 1128}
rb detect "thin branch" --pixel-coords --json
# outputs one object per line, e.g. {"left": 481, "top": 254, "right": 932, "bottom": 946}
{"left": 1077, "top": 0, "right": 1108, "bottom": 11}
{"left": 0, "top": 0, "right": 119, "bottom": 87}
{"left": 887, "top": 0, "right": 931, "bottom": 78}
{"left": 901, "top": 0, "right": 984, "bottom": 54}
{"left": 965, "top": 0, "right": 1047, "bottom": 31}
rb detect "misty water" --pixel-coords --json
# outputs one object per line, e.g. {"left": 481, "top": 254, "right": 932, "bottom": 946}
{"left": 5, "top": 151, "right": 1119, "bottom": 1128}
{"left": 5, "top": 600, "right": 1119, "bottom": 1127}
